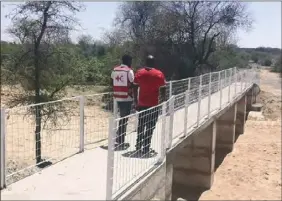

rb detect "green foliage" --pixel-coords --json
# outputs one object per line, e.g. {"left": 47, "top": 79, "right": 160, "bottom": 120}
{"left": 263, "top": 59, "right": 272, "bottom": 66}
{"left": 272, "top": 56, "right": 281, "bottom": 73}
{"left": 208, "top": 46, "right": 250, "bottom": 70}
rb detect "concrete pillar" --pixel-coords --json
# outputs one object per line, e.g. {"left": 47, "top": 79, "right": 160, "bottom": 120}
{"left": 235, "top": 95, "right": 246, "bottom": 136}
{"left": 165, "top": 163, "right": 173, "bottom": 200}
{"left": 172, "top": 122, "right": 217, "bottom": 190}
{"left": 246, "top": 89, "right": 254, "bottom": 111}
{"left": 216, "top": 104, "right": 237, "bottom": 152}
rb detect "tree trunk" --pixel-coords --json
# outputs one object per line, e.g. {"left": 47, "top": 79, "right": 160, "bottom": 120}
{"left": 34, "top": 52, "right": 42, "bottom": 164}
{"left": 35, "top": 105, "right": 42, "bottom": 164}
{"left": 33, "top": 1, "right": 51, "bottom": 165}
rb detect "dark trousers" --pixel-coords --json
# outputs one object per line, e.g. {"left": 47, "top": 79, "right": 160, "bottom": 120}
{"left": 116, "top": 101, "right": 132, "bottom": 144}
{"left": 136, "top": 106, "right": 159, "bottom": 152}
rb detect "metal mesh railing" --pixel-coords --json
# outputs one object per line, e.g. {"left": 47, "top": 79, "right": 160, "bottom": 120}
{"left": 0, "top": 67, "right": 260, "bottom": 198}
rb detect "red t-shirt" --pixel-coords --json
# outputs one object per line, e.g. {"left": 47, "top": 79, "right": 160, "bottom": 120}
{"left": 134, "top": 67, "right": 166, "bottom": 107}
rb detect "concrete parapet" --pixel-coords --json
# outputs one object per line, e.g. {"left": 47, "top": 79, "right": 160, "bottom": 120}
{"left": 216, "top": 104, "right": 237, "bottom": 152}
{"left": 235, "top": 95, "right": 246, "bottom": 136}
{"left": 172, "top": 122, "right": 216, "bottom": 190}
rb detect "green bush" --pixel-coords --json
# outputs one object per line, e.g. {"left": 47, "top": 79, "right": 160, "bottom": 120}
{"left": 263, "top": 59, "right": 272, "bottom": 66}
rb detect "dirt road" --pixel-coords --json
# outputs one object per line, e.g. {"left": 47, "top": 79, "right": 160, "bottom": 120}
{"left": 200, "top": 68, "right": 281, "bottom": 200}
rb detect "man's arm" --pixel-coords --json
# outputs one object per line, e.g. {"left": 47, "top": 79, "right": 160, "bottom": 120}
{"left": 133, "top": 71, "right": 139, "bottom": 107}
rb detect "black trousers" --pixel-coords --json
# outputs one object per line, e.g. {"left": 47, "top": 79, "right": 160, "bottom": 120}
{"left": 136, "top": 106, "right": 159, "bottom": 152}
{"left": 116, "top": 101, "right": 133, "bottom": 144}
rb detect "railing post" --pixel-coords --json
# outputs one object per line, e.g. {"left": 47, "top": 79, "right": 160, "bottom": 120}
{"left": 219, "top": 72, "right": 222, "bottom": 109}
{"left": 79, "top": 96, "right": 85, "bottom": 153}
{"left": 106, "top": 117, "right": 115, "bottom": 200}
{"left": 208, "top": 73, "right": 212, "bottom": 118}
{"left": 228, "top": 69, "right": 231, "bottom": 103}
{"left": 113, "top": 99, "right": 118, "bottom": 119}
{"left": 184, "top": 89, "right": 189, "bottom": 137}
{"left": 159, "top": 103, "right": 166, "bottom": 163}
{"left": 224, "top": 69, "right": 227, "bottom": 88}
{"left": 244, "top": 70, "right": 247, "bottom": 89}
{"left": 240, "top": 71, "right": 243, "bottom": 92}
{"left": 167, "top": 96, "right": 175, "bottom": 149}
{"left": 169, "top": 81, "right": 173, "bottom": 98}
{"left": 197, "top": 75, "right": 202, "bottom": 126}
{"left": 1, "top": 108, "right": 7, "bottom": 189}
{"left": 234, "top": 67, "right": 237, "bottom": 98}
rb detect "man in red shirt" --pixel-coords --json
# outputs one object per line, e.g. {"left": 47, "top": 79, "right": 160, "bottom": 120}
{"left": 133, "top": 55, "right": 166, "bottom": 156}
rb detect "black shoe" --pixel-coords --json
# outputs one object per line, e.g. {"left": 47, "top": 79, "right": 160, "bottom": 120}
{"left": 142, "top": 148, "right": 157, "bottom": 158}
{"left": 115, "top": 142, "right": 130, "bottom": 151}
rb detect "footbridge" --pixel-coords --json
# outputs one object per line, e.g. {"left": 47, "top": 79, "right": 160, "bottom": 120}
{"left": 0, "top": 67, "right": 260, "bottom": 200}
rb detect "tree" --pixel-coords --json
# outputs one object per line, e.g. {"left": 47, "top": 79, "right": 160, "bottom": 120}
{"left": 5, "top": 1, "right": 84, "bottom": 165}
{"left": 272, "top": 56, "right": 281, "bottom": 73}
{"left": 115, "top": 1, "right": 252, "bottom": 78}
{"left": 264, "top": 59, "right": 272, "bottom": 66}
{"left": 251, "top": 53, "right": 259, "bottom": 63}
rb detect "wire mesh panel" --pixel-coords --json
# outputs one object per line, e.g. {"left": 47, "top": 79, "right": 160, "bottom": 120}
{"left": 199, "top": 80, "right": 210, "bottom": 120}
{"left": 186, "top": 87, "right": 199, "bottom": 130}
{"left": 5, "top": 97, "right": 80, "bottom": 185}
{"left": 108, "top": 103, "right": 167, "bottom": 198}
{"left": 172, "top": 93, "right": 186, "bottom": 139}
{"left": 189, "top": 76, "right": 200, "bottom": 104}
{"left": 170, "top": 78, "right": 189, "bottom": 96}
{"left": 84, "top": 93, "right": 114, "bottom": 148}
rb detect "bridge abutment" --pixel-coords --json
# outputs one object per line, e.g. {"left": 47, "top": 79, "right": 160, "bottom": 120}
{"left": 235, "top": 95, "right": 247, "bottom": 136}
{"left": 172, "top": 122, "right": 217, "bottom": 191}
{"left": 216, "top": 104, "right": 237, "bottom": 152}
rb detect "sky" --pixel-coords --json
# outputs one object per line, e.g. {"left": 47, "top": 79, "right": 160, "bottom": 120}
{"left": 1, "top": 1, "right": 281, "bottom": 48}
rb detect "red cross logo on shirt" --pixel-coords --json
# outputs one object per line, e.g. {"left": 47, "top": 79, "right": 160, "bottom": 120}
{"left": 115, "top": 75, "right": 123, "bottom": 82}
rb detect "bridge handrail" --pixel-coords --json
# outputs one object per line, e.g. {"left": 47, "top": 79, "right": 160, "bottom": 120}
{"left": 106, "top": 67, "right": 259, "bottom": 199}
{"left": 0, "top": 67, "right": 259, "bottom": 195}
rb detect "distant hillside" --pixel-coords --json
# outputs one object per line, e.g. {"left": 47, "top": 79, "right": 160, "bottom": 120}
{"left": 240, "top": 47, "right": 281, "bottom": 56}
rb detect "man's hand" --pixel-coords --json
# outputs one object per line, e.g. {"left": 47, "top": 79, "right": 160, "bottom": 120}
{"left": 133, "top": 101, "right": 139, "bottom": 111}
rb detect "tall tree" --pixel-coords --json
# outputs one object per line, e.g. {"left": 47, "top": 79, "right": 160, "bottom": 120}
{"left": 5, "top": 1, "right": 84, "bottom": 165}
{"left": 115, "top": 1, "right": 252, "bottom": 78}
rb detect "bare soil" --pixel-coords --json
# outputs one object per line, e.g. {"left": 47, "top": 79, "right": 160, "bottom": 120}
{"left": 199, "top": 68, "right": 281, "bottom": 200}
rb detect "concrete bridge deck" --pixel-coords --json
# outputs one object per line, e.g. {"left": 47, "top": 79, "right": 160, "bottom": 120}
{"left": 1, "top": 82, "right": 249, "bottom": 200}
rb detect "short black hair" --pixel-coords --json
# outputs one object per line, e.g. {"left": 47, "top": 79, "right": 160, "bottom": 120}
{"left": 146, "top": 55, "right": 155, "bottom": 67}
{"left": 122, "top": 54, "right": 132, "bottom": 66}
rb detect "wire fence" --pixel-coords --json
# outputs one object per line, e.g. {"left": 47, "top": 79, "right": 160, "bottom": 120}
{"left": 2, "top": 97, "right": 81, "bottom": 186}
{"left": 106, "top": 102, "right": 168, "bottom": 198}
{"left": 0, "top": 67, "right": 259, "bottom": 198}
{"left": 105, "top": 67, "right": 259, "bottom": 199}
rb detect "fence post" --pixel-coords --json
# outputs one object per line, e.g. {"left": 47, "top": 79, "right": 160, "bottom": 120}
{"left": 1, "top": 108, "right": 6, "bottom": 189}
{"left": 79, "top": 96, "right": 85, "bottom": 153}
{"left": 197, "top": 75, "right": 202, "bottom": 126}
{"left": 167, "top": 96, "right": 175, "bottom": 149}
{"left": 228, "top": 69, "right": 231, "bottom": 103}
{"left": 208, "top": 73, "right": 212, "bottom": 118}
{"left": 234, "top": 67, "right": 237, "bottom": 98}
{"left": 159, "top": 103, "right": 166, "bottom": 163}
{"left": 219, "top": 72, "right": 222, "bottom": 109}
{"left": 183, "top": 89, "right": 189, "bottom": 137}
{"left": 240, "top": 71, "right": 243, "bottom": 92}
{"left": 113, "top": 99, "right": 118, "bottom": 119}
{"left": 106, "top": 117, "right": 115, "bottom": 200}
{"left": 169, "top": 81, "right": 173, "bottom": 98}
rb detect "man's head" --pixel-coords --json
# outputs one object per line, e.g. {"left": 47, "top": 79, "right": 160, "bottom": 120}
{"left": 121, "top": 54, "right": 132, "bottom": 67}
{"left": 146, "top": 55, "right": 155, "bottom": 68}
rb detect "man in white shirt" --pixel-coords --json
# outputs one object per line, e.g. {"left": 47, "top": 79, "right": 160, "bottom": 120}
{"left": 111, "top": 55, "right": 134, "bottom": 150}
